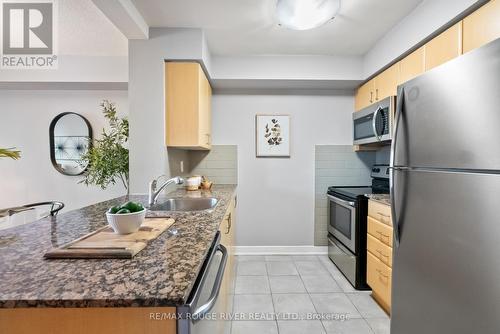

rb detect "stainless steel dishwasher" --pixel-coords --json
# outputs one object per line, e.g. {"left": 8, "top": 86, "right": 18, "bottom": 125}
{"left": 177, "top": 232, "right": 228, "bottom": 334}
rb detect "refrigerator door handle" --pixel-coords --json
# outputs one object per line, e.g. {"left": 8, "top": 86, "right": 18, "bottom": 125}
{"left": 390, "top": 86, "right": 405, "bottom": 247}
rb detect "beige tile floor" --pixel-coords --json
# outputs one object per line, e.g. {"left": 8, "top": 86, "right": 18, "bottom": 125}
{"left": 228, "top": 255, "right": 390, "bottom": 334}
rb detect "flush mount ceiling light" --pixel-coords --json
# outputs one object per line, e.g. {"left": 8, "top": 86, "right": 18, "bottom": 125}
{"left": 275, "top": 0, "right": 340, "bottom": 30}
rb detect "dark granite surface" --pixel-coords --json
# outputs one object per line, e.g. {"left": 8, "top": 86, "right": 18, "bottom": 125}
{"left": 0, "top": 185, "right": 236, "bottom": 308}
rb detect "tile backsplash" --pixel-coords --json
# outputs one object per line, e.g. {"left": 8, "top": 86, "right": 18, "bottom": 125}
{"left": 168, "top": 145, "right": 238, "bottom": 186}
{"left": 314, "top": 145, "right": 376, "bottom": 246}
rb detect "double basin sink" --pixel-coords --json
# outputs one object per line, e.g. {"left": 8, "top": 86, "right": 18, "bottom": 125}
{"left": 149, "top": 197, "right": 218, "bottom": 212}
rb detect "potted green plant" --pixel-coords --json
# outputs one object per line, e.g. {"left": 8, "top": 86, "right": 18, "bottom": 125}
{"left": 80, "top": 100, "right": 129, "bottom": 194}
{"left": 0, "top": 148, "right": 21, "bottom": 160}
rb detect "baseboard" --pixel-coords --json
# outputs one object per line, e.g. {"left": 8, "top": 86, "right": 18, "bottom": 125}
{"left": 234, "top": 246, "right": 328, "bottom": 255}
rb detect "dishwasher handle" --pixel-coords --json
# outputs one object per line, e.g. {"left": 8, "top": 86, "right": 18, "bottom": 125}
{"left": 191, "top": 244, "right": 228, "bottom": 322}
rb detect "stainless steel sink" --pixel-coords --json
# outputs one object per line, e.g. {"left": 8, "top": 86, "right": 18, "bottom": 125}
{"left": 149, "top": 197, "right": 218, "bottom": 212}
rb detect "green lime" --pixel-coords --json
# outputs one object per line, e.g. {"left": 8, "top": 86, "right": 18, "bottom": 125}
{"left": 116, "top": 208, "right": 131, "bottom": 214}
{"left": 109, "top": 206, "right": 120, "bottom": 214}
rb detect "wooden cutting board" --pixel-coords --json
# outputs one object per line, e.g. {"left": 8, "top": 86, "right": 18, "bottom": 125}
{"left": 44, "top": 217, "right": 175, "bottom": 259}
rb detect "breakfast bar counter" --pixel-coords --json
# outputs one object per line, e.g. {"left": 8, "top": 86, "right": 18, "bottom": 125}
{"left": 0, "top": 185, "right": 237, "bottom": 309}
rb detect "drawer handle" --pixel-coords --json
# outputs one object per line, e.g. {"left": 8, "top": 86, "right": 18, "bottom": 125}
{"left": 377, "top": 211, "right": 390, "bottom": 218}
{"left": 225, "top": 213, "right": 232, "bottom": 234}
{"left": 377, "top": 231, "right": 390, "bottom": 242}
{"left": 376, "top": 250, "right": 389, "bottom": 258}
{"left": 376, "top": 269, "right": 389, "bottom": 279}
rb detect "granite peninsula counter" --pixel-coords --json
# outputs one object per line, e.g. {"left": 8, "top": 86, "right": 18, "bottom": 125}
{"left": 0, "top": 185, "right": 237, "bottom": 309}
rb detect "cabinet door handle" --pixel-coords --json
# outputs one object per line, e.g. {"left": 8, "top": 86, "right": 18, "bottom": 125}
{"left": 376, "top": 269, "right": 389, "bottom": 279}
{"left": 375, "top": 88, "right": 379, "bottom": 101}
{"left": 377, "top": 231, "right": 390, "bottom": 243}
{"left": 376, "top": 250, "right": 390, "bottom": 263}
{"left": 225, "top": 213, "right": 232, "bottom": 234}
{"left": 370, "top": 91, "right": 373, "bottom": 103}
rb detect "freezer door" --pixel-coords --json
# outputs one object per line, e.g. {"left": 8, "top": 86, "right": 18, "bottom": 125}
{"left": 391, "top": 169, "right": 500, "bottom": 334}
{"left": 393, "top": 38, "right": 500, "bottom": 170}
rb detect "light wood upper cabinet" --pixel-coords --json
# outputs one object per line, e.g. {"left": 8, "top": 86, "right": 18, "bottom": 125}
{"left": 424, "top": 22, "right": 463, "bottom": 71}
{"left": 399, "top": 47, "right": 425, "bottom": 85}
{"left": 355, "top": 64, "right": 399, "bottom": 111}
{"left": 463, "top": 0, "right": 500, "bottom": 53}
{"left": 165, "top": 62, "right": 212, "bottom": 150}
{"left": 354, "top": 79, "right": 375, "bottom": 111}
{"left": 374, "top": 63, "right": 400, "bottom": 102}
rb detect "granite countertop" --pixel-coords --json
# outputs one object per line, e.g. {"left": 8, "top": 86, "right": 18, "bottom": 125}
{"left": 0, "top": 185, "right": 236, "bottom": 308}
{"left": 366, "top": 194, "right": 391, "bottom": 206}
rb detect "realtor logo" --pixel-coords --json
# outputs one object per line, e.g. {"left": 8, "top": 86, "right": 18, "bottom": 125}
{"left": 1, "top": 0, "right": 58, "bottom": 69}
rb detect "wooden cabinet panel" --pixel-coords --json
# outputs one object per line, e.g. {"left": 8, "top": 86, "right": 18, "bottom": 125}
{"left": 198, "top": 68, "right": 212, "bottom": 148}
{"left": 374, "top": 63, "right": 400, "bottom": 101}
{"left": 165, "top": 62, "right": 212, "bottom": 150}
{"left": 367, "top": 252, "right": 392, "bottom": 313}
{"left": 367, "top": 234, "right": 393, "bottom": 268}
{"left": 368, "top": 216, "right": 393, "bottom": 247}
{"left": 368, "top": 200, "right": 392, "bottom": 226}
{"left": 463, "top": 0, "right": 500, "bottom": 53}
{"left": 0, "top": 307, "right": 176, "bottom": 334}
{"left": 425, "top": 22, "right": 463, "bottom": 71}
{"left": 219, "top": 196, "right": 236, "bottom": 334}
{"left": 354, "top": 79, "right": 375, "bottom": 111}
{"left": 399, "top": 47, "right": 425, "bottom": 84}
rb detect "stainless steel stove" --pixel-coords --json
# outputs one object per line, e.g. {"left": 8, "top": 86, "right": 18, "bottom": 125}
{"left": 326, "top": 164, "right": 389, "bottom": 290}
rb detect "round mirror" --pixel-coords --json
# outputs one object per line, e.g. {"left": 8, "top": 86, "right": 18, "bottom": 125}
{"left": 49, "top": 113, "right": 92, "bottom": 176}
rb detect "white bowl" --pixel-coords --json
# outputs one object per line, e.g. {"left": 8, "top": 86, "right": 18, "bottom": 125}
{"left": 106, "top": 209, "right": 146, "bottom": 234}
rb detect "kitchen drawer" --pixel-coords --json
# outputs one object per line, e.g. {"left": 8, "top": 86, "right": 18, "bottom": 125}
{"left": 367, "top": 251, "right": 392, "bottom": 312}
{"left": 368, "top": 200, "right": 392, "bottom": 226}
{"left": 368, "top": 216, "right": 393, "bottom": 247}
{"left": 367, "top": 234, "right": 393, "bottom": 268}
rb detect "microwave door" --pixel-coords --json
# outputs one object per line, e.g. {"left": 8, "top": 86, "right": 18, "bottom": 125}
{"left": 353, "top": 113, "right": 376, "bottom": 145}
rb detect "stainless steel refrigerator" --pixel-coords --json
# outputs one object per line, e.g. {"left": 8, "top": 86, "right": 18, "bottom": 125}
{"left": 390, "top": 38, "right": 500, "bottom": 333}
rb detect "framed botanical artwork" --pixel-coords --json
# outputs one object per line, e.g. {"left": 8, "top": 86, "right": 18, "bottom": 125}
{"left": 255, "top": 114, "right": 290, "bottom": 157}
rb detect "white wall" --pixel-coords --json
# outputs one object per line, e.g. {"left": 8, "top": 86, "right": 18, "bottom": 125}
{"left": 212, "top": 94, "right": 353, "bottom": 246}
{"left": 211, "top": 55, "right": 363, "bottom": 80}
{"left": 0, "top": 0, "right": 128, "bottom": 83}
{"left": 0, "top": 90, "right": 128, "bottom": 212}
{"left": 128, "top": 28, "right": 211, "bottom": 194}
{"left": 363, "top": 0, "right": 479, "bottom": 77}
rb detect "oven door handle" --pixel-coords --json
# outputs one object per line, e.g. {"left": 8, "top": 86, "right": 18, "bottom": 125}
{"left": 191, "top": 243, "right": 227, "bottom": 322}
{"left": 327, "top": 194, "right": 355, "bottom": 208}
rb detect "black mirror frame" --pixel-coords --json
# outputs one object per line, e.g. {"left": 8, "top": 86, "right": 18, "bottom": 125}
{"left": 49, "top": 112, "right": 93, "bottom": 176}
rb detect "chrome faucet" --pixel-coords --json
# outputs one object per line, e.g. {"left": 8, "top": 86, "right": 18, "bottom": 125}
{"left": 148, "top": 176, "right": 185, "bottom": 207}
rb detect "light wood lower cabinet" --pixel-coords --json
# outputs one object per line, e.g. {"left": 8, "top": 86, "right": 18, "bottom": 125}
{"left": 367, "top": 199, "right": 393, "bottom": 314}
{"left": 0, "top": 307, "right": 177, "bottom": 334}
{"left": 367, "top": 216, "right": 393, "bottom": 247}
{"left": 367, "top": 252, "right": 392, "bottom": 313}
{"left": 219, "top": 196, "right": 236, "bottom": 333}
{"left": 367, "top": 234, "right": 392, "bottom": 267}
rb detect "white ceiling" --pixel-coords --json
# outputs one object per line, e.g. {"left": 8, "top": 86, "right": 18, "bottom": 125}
{"left": 131, "top": 0, "right": 423, "bottom": 56}
{"left": 59, "top": 0, "right": 127, "bottom": 56}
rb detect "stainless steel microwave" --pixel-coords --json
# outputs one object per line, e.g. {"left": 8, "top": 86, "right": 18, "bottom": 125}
{"left": 353, "top": 96, "right": 395, "bottom": 145}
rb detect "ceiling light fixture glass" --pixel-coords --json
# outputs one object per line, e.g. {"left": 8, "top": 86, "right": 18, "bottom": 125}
{"left": 275, "top": 0, "right": 341, "bottom": 30}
